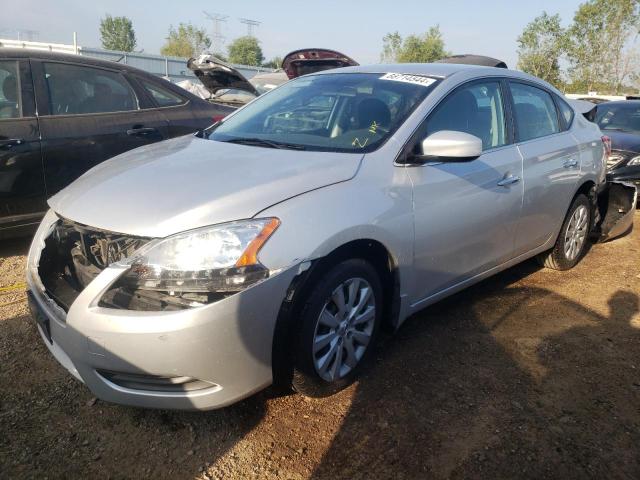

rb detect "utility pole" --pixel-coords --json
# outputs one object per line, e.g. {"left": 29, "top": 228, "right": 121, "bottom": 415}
{"left": 238, "top": 18, "right": 261, "bottom": 37}
{"left": 203, "top": 11, "right": 228, "bottom": 54}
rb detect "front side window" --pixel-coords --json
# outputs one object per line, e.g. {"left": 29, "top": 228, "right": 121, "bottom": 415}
{"left": 426, "top": 81, "right": 507, "bottom": 151}
{"left": 0, "top": 61, "right": 21, "bottom": 119}
{"left": 139, "top": 79, "right": 186, "bottom": 107}
{"left": 43, "top": 62, "right": 138, "bottom": 115}
{"left": 510, "top": 82, "right": 560, "bottom": 142}
{"left": 209, "top": 73, "right": 439, "bottom": 153}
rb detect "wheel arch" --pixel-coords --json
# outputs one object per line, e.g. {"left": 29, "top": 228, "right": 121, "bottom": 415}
{"left": 270, "top": 238, "right": 401, "bottom": 388}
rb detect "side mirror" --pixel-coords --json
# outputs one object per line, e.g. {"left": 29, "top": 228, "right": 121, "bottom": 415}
{"left": 409, "top": 130, "right": 482, "bottom": 164}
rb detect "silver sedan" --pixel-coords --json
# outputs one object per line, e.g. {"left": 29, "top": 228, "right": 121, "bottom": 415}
{"left": 27, "top": 63, "right": 618, "bottom": 410}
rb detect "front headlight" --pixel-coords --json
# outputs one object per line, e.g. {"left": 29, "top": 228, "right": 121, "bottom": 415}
{"left": 119, "top": 218, "right": 280, "bottom": 293}
{"left": 627, "top": 155, "right": 640, "bottom": 166}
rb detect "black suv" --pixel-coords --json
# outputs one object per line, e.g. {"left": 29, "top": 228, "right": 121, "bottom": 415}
{"left": 0, "top": 49, "right": 233, "bottom": 238}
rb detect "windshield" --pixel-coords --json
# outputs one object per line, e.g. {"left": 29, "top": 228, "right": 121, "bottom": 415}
{"left": 596, "top": 103, "right": 640, "bottom": 134}
{"left": 208, "top": 72, "right": 439, "bottom": 152}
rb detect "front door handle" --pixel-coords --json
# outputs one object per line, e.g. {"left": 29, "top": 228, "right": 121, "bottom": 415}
{"left": 563, "top": 159, "right": 579, "bottom": 169}
{"left": 126, "top": 127, "right": 159, "bottom": 136}
{"left": 0, "top": 138, "right": 24, "bottom": 149}
{"left": 497, "top": 175, "right": 521, "bottom": 187}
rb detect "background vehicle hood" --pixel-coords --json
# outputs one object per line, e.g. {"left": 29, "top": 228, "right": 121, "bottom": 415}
{"left": 605, "top": 130, "right": 640, "bottom": 153}
{"left": 49, "top": 135, "right": 363, "bottom": 238}
{"left": 187, "top": 55, "right": 259, "bottom": 96}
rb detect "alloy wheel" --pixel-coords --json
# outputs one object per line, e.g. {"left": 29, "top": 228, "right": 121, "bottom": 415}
{"left": 312, "top": 277, "right": 376, "bottom": 382}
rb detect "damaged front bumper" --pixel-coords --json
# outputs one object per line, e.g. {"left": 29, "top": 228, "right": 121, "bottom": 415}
{"left": 26, "top": 210, "right": 298, "bottom": 410}
{"left": 593, "top": 180, "right": 638, "bottom": 242}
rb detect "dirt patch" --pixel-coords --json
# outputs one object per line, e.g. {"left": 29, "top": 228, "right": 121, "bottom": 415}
{"left": 1, "top": 215, "right": 639, "bottom": 479}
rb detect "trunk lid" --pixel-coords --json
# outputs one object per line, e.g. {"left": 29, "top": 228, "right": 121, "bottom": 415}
{"left": 282, "top": 49, "right": 359, "bottom": 79}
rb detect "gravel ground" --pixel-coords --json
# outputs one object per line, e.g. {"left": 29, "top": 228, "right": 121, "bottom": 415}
{"left": 1, "top": 213, "right": 639, "bottom": 480}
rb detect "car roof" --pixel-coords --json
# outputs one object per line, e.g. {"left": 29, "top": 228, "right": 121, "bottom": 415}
{"left": 0, "top": 48, "right": 153, "bottom": 76}
{"left": 314, "top": 62, "right": 523, "bottom": 78}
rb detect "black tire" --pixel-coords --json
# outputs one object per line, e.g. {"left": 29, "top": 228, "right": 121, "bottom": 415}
{"left": 291, "top": 259, "right": 383, "bottom": 398}
{"left": 536, "top": 193, "right": 592, "bottom": 270}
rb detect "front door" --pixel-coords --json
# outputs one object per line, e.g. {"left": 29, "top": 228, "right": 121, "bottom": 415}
{"left": 0, "top": 58, "right": 45, "bottom": 232}
{"left": 405, "top": 79, "right": 524, "bottom": 304}
{"left": 32, "top": 60, "right": 169, "bottom": 197}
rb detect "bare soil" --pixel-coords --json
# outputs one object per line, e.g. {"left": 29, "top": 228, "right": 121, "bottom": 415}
{"left": 1, "top": 214, "right": 639, "bottom": 480}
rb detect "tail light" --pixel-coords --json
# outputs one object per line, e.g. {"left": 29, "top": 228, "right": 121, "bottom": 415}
{"left": 602, "top": 135, "right": 612, "bottom": 157}
{"left": 212, "top": 114, "right": 226, "bottom": 123}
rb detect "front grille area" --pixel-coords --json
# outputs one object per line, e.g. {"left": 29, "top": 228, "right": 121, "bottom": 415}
{"left": 97, "top": 370, "right": 218, "bottom": 392}
{"left": 37, "top": 217, "right": 150, "bottom": 311}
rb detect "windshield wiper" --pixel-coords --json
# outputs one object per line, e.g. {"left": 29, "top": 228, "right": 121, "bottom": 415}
{"left": 223, "top": 137, "right": 306, "bottom": 150}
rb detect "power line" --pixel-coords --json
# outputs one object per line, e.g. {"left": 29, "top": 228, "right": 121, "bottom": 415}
{"left": 203, "top": 11, "right": 228, "bottom": 53}
{"left": 238, "top": 18, "right": 261, "bottom": 37}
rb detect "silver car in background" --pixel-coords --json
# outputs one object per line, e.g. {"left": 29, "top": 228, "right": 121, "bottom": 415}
{"left": 27, "top": 64, "right": 621, "bottom": 410}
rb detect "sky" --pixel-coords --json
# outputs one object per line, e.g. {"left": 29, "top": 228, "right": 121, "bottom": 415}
{"left": 2, "top": 0, "right": 586, "bottom": 68}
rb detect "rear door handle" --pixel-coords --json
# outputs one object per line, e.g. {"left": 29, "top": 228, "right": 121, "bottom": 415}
{"left": 126, "top": 127, "right": 158, "bottom": 136}
{"left": 497, "top": 175, "right": 521, "bottom": 187}
{"left": 0, "top": 138, "right": 24, "bottom": 149}
{"left": 564, "top": 159, "right": 579, "bottom": 169}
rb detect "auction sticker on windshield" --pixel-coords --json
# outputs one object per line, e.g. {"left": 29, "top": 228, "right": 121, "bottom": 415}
{"left": 379, "top": 73, "right": 436, "bottom": 87}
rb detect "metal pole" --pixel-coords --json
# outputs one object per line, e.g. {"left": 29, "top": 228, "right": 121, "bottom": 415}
{"left": 165, "top": 58, "right": 169, "bottom": 77}
{"left": 73, "top": 31, "right": 78, "bottom": 54}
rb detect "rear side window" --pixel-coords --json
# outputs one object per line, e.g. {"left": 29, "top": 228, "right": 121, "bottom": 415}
{"left": 556, "top": 96, "right": 574, "bottom": 129}
{"left": 510, "top": 82, "right": 560, "bottom": 142}
{"left": 139, "top": 79, "right": 186, "bottom": 107}
{"left": 426, "top": 81, "right": 507, "bottom": 151}
{"left": 43, "top": 62, "right": 138, "bottom": 115}
{"left": 0, "top": 60, "right": 21, "bottom": 119}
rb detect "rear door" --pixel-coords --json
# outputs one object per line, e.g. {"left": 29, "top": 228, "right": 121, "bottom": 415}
{"left": 131, "top": 75, "right": 213, "bottom": 137}
{"left": 0, "top": 58, "right": 45, "bottom": 232}
{"left": 508, "top": 81, "right": 581, "bottom": 256}
{"left": 32, "top": 60, "right": 169, "bottom": 196}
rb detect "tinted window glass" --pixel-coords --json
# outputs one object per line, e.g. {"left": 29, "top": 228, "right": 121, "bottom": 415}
{"left": 140, "top": 79, "right": 186, "bottom": 107}
{"left": 511, "top": 83, "right": 560, "bottom": 141}
{"left": 0, "top": 61, "right": 21, "bottom": 119}
{"left": 43, "top": 63, "right": 137, "bottom": 115}
{"left": 427, "top": 81, "right": 507, "bottom": 150}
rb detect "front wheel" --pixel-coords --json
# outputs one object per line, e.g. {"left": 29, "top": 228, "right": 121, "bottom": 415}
{"left": 291, "top": 259, "right": 382, "bottom": 398}
{"left": 537, "top": 193, "right": 592, "bottom": 270}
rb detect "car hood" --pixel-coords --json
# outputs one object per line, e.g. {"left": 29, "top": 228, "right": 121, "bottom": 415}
{"left": 187, "top": 55, "right": 259, "bottom": 96}
{"left": 48, "top": 135, "right": 363, "bottom": 238}
{"left": 603, "top": 130, "right": 640, "bottom": 152}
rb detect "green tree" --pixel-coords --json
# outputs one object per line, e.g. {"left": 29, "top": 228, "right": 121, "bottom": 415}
{"left": 99, "top": 15, "right": 136, "bottom": 52}
{"left": 379, "top": 26, "right": 448, "bottom": 64}
{"left": 567, "top": 0, "right": 640, "bottom": 93}
{"left": 517, "top": 12, "right": 567, "bottom": 87}
{"left": 160, "top": 23, "right": 211, "bottom": 58}
{"left": 380, "top": 31, "right": 402, "bottom": 62}
{"left": 262, "top": 56, "right": 283, "bottom": 69}
{"left": 227, "top": 36, "right": 264, "bottom": 66}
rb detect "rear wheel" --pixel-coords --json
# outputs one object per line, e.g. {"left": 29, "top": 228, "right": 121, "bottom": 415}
{"left": 537, "top": 193, "right": 591, "bottom": 270}
{"left": 291, "top": 259, "right": 382, "bottom": 397}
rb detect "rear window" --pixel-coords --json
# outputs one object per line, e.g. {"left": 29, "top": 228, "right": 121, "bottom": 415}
{"left": 556, "top": 96, "right": 574, "bottom": 130}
